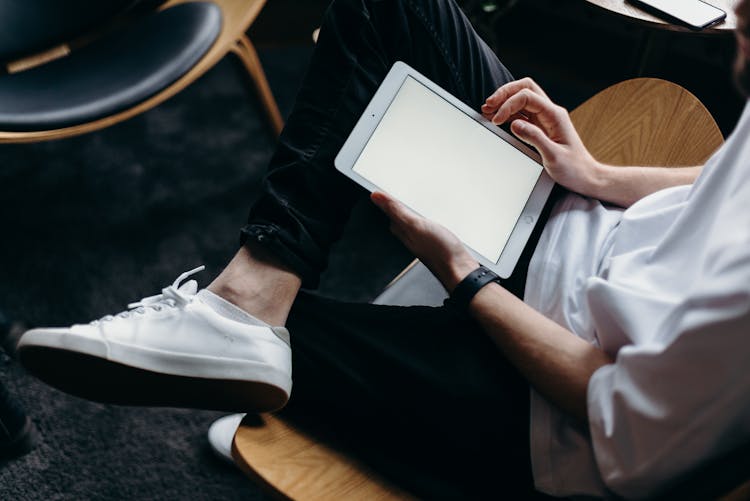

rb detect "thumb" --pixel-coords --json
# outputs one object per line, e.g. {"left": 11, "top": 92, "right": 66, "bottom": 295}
{"left": 511, "top": 119, "right": 558, "bottom": 159}
{"left": 371, "top": 191, "right": 413, "bottom": 224}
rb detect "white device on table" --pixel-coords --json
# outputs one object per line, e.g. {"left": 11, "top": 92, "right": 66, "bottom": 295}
{"left": 627, "top": 0, "right": 726, "bottom": 30}
{"left": 334, "top": 61, "right": 555, "bottom": 279}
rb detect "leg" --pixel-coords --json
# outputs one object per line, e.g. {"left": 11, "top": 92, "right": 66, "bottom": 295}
{"left": 17, "top": 0, "right": 519, "bottom": 414}
{"left": 210, "top": 0, "right": 516, "bottom": 322}
{"left": 281, "top": 292, "right": 533, "bottom": 499}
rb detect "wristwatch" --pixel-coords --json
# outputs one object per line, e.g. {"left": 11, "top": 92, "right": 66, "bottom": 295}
{"left": 443, "top": 265, "right": 501, "bottom": 313}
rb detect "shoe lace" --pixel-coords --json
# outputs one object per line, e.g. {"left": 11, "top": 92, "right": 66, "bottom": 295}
{"left": 91, "top": 266, "right": 205, "bottom": 324}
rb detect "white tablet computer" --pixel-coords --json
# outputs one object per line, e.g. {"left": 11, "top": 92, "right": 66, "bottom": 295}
{"left": 335, "top": 61, "right": 555, "bottom": 279}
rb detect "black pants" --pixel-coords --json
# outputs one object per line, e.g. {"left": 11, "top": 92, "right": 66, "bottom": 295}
{"left": 244, "top": 0, "right": 535, "bottom": 497}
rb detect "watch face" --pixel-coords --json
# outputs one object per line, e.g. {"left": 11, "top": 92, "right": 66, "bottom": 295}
{"left": 446, "top": 265, "right": 500, "bottom": 311}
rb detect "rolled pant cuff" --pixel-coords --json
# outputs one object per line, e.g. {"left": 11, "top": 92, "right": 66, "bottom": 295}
{"left": 240, "top": 223, "right": 322, "bottom": 289}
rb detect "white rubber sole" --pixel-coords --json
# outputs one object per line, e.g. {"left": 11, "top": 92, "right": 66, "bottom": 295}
{"left": 18, "top": 329, "right": 292, "bottom": 413}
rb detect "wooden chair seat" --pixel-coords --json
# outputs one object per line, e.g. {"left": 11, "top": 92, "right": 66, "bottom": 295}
{"left": 232, "top": 78, "right": 741, "bottom": 500}
{"left": 232, "top": 414, "right": 413, "bottom": 500}
{"left": 569, "top": 77, "right": 723, "bottom": 167}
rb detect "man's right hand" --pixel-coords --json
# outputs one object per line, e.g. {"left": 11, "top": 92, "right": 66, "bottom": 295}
{"left": 481, "top": 78, "right": 604, "bottom": 199}
{"left": 481, "top": 78, "right": 704, "bottom": 208}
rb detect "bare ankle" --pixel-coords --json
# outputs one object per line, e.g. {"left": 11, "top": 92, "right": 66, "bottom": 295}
{"left": 207, "top": 245, "right": 301, "bottom": 326}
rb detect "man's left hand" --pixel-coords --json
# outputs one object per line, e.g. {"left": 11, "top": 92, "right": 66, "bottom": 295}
{"left": 371, "top": 191, "right": 478, "bottom": 292}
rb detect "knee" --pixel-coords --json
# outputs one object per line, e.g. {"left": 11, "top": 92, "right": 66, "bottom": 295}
{"left": 324, "top": 0, "right": 418, "bottom": 19}
{"left": 320, "top": 0, "right": 403, "bottom": 40}
{"left": 321, "top": 0, "right": 462, "bottom": 44}
{"left": 379, "top": 0, "right": 465, "bottom": 30}
{"left": 325, "top": 0, "right": 368, "bottom": 15}
{"left": 321, "top": 0, "right": 369, "bottom": 32}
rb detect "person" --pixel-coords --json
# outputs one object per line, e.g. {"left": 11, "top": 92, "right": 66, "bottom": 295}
{"left": 16, "top": 0, "right": 750, "bottom": 498}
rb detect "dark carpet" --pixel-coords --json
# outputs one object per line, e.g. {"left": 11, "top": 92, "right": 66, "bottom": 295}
{"left": 0, "top": 46, "right": 411, "bottom": 500}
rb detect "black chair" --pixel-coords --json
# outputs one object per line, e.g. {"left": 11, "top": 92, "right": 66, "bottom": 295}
{"left": 0, "top": 0, "right": 283, "bottom": 142}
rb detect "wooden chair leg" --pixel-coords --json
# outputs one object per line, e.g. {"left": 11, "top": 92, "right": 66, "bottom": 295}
{"left": 231, "top": 34, "right": 284, "bottom": 137}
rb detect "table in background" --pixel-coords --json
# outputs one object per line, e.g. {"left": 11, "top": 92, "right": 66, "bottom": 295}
{"left": 584, "top": 0, "right": 738, "bottom": 75}
{"left": 584, "top": 0, "right": 737, "bottom": 32}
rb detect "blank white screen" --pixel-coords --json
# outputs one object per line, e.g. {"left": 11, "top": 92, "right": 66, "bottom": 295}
{"left": 640, "top": 0, "right": 724, "bottom": 26}
{"left": 353, "top": 77, "right": 543, "bottom": 263}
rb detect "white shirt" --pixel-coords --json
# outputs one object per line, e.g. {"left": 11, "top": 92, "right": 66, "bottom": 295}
{"left": 524, "top": 102, "right": 750, "bottom": 499}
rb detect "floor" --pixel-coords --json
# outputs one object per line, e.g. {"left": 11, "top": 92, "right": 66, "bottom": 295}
{"left": 0, "top": 1, "right": 744, "bottom": 499}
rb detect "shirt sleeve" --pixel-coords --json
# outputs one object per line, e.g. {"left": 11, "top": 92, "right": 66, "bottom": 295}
{"left": 586, "top": 284, "right": 750, "bottom": 499}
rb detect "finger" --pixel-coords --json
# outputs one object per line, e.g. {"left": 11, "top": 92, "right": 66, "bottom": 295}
{"left": 484, "top": 77, "right": 548, "bottom": 110}
{"left": 370, "top": 191, "right": 393, "bottom": 212}
{"left": 481, "top": 102, "right": 498, "bottom": 114}
{"left": 371, "top": 192, "right": 418, "bottom": 226}
{"left": 482, "top": 109, "right": 529, "bottom": 124}
{"left": 491, "top": 88, "right": 557, "bottom": 125}
{"left": 510, "top": 119, "right": 558, "bottom": 159}
{"left": 508, "top": 112, "right": 531, "bottom": 123}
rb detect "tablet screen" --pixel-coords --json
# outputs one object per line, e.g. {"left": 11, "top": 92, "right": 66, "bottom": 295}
{"left": 352, "top": 76, "right": 544, "bottom": 263}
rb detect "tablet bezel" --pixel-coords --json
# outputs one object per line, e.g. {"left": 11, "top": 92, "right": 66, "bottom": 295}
{"left": 334, "top": 61, "right": 555, "bottom": 279}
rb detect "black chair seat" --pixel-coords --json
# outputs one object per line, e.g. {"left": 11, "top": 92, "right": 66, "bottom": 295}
{"left": 0, "top": 0, "right": 145, "bottom": 62}
{"left": 0, "top": 2, "right": 222, "bottom": 131}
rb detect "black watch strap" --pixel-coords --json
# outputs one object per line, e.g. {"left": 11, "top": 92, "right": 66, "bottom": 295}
{"left": 444, "top": 265, "right": 501, "bottom": 313}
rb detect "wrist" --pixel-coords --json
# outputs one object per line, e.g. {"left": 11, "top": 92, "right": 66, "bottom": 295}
{"left": 585, "top": 159, "right": 612, "bottom": 199}
{"left": 443, "top": 264, "right": 501, "bottom": 313}
{"left": 443, "top": 256, "right": 480, "bottom": 293}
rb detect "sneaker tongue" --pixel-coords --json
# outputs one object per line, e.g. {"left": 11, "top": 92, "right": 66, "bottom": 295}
{"left": 178, "top": 280, "right": 198, "bottom": 295}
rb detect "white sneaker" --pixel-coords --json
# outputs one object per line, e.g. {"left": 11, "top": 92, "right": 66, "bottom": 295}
{"left": 17, "top": 267, "right": 292, "bottom": 413}
{"left": 208, "top": 413, "right": 246, "bottom": 465}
